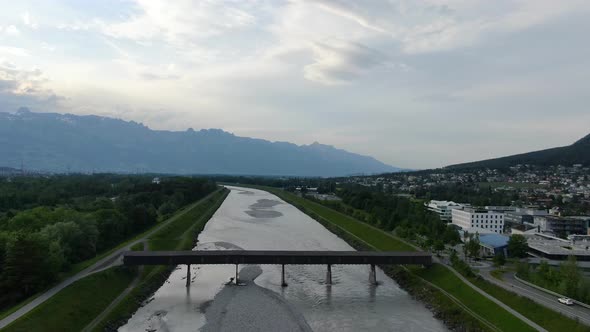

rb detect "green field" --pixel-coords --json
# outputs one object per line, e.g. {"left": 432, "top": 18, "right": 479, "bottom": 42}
{"left": 3, "top": 189, "right": 229, "bottom": 332}
{"left": 3, "top": 268, "right": 134, "bottom": 332}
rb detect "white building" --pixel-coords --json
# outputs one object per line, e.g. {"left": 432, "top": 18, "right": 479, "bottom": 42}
{"left": 452, "top": 208, "right": 505, "bottom": 234}
{"left": 426, "top": 200, "right": 465, "bottom": 222}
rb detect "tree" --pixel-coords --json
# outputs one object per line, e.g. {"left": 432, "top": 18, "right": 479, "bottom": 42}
{"left": 433, "top": 240, "right": 445, "bottom": 256}
{"left": 516, "top": 261, "right": 530, "bottom": 279}
{"left": 559, "top": 256, "right": 581, "bottom": 297}
{"left": 508, "top": 234, "right": 529, "bottom": 258}
{"left": 2, "top": 233, "right": 58, "bottom": 296}
{"left": 442, "top": 225, "right": 461, "bottom": 245}
{"left": 465, "top": 233, "right": 480, "bottom": 260}
{"left": 493, "top": 252, "right": 506, "bottom": 267}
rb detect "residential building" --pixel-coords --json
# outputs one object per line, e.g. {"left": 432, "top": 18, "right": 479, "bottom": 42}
{"left": 426, "top": 200, "right": 465, "bottom": 222}
{"left": 452, "top": 207, "right": 505, "bottom": 234}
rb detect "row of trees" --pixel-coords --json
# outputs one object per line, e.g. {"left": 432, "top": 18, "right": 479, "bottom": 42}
{"left": 319, "top": 188, "right": 461, "bottom": 247}
{"left": 0, "top": 175, "right": 217, "bottom": 309}
{"left": 517, "top": 256, "right": 590, "bottom": 303}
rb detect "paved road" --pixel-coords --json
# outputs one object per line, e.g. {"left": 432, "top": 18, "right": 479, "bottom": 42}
{"left": 0, "top": 191, "right": 220, "bottom": 330}
{"left": 479, "top": 267, "right": 590, "bottom": 326}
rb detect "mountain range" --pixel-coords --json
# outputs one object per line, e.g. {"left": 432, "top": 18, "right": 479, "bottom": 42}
{"left": 0, "top": 109, "right": 400, "bottom": 177}
{"left": 447, "top": 133, "right": 590, "bottom": 169}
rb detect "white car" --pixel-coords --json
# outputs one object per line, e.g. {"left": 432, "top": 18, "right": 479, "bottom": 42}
{"left": 558, "top": 297, "right": 574, "bottom": 305}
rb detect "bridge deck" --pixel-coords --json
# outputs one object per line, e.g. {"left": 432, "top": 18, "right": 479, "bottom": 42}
{"left": 123, "top": 250, "right": 431, "bottom": 266}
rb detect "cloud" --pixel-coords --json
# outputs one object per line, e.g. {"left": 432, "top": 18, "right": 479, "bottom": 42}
{"left": 140, "top": 72, "right": 180, "bottom": 81}
{"left": 21, "top": 12, "right": 39, "bottom": 29}
{"left": 0, "top": 62, "right": 62, "bottom": 111}
{"left": 303, "top": 40, "right": 393, "bottom": 85}
{"left": 4, "top": 25, "right": 20, "bottom": 36}
{"left": 0, "top": 46, "right": 30, "bottom": 57}
{"left": 101, "top": 0, "right": 258, "bottom": 47}
{"left": 308, "top": 0, "right": 590, "bottom": 54}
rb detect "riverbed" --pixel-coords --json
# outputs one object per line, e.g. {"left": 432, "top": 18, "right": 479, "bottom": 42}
{"left": 119, "top": 187, "right": 447, "bottom": 332}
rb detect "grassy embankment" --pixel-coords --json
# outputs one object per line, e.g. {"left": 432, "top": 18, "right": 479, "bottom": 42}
{"left": 0, "top": 193, "right": 218, "bottom": 322}
{"left": 468, "top": 275, "right": 590, "bottom": 332}
{"left": 2, "top": 268, "right": 134, "bottom": 332}
{"left": 252, "top": 185, "right": 583, "bottom": 332}
{"left": 2, "top": 189, "right": 229, "bottom": 332}
{"left": 91, "top": 188, "right": 229, "bottom": 331}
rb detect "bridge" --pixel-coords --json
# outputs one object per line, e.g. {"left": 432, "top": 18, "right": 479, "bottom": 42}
{"left": 124, "top": 250, "right": 431, "bottom": 286}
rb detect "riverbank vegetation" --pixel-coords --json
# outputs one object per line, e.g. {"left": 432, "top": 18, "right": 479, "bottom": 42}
{"left": 0, "top": 175, "right": 216, "bottom": 314}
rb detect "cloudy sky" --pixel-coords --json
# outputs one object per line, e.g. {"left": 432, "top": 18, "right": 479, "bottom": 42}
{"left": 1, "top": 0, "right": 589, "bottom": 169}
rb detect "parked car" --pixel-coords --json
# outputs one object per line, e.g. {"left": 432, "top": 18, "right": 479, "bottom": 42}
{"left": 558, "top": 297, "right": 574, "bottom": 305}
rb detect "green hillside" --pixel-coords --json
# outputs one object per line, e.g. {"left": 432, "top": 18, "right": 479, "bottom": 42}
{"left": 448, "top": 133, "right": 590, "bottom": 169}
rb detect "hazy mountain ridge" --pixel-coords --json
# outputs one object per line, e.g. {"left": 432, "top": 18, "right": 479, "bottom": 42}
{"left": 0, "top": 109, "right": 400, "bottom": 176}
{"left": 447, "top": 133, "right": 590, "bottom": 169}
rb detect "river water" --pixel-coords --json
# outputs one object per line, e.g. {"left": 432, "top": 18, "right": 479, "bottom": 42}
{"left": 120, "top": 187, "right": 447, "bottom": 332}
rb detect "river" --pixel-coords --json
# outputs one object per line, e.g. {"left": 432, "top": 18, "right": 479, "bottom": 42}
{"left": 119, "top": 186, "right": 448, "bottom": 332}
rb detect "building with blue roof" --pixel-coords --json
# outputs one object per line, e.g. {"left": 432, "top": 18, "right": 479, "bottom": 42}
{"left": 478, "top": 233, "right": 509, "bottom": 257}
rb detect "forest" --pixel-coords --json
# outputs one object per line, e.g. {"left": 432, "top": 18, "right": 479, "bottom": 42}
{"left": 0, "top": 175, "right": 217, "bottom": 310}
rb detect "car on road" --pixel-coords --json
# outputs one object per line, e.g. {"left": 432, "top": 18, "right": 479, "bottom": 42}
{"left": 558, "top": 297, "right": 574, "bottom": 305}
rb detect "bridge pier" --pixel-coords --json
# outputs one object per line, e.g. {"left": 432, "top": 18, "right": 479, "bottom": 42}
{"left": 186, "top": 264, "right": 191, "bottom": 287}
{"left": 370, "top": 264, "right": 377, "bottom": 285}
{"left": 235, "top": 264, "right": 239, "bottom": 285}
{"left": 281, "top": 264, "right": 287, "bottom": 287}
{"left": 326, "top": 264, "right": 332, "bottom": 285}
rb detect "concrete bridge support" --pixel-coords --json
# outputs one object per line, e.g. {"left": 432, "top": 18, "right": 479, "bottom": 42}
{"left": 186, "top": 264, "right": 191, "bottom": 287}
{"left": 281, "top": 264, "right": 287, "bottom": 287}
{"left": 326, "top": 264, "right": 332, "bottom": 285}
{"left": 370, "top": 264, "right": 377, "bottom": 285}
{"left": 235, "top": 264, "right": 239, "bottom": 285}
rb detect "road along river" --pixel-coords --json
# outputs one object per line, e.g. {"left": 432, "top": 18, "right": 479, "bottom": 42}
{"left": 120, "top": 186, "right": 448, "bottom": 332}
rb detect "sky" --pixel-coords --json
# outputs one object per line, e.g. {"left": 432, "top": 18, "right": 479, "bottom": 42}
{"left": 0, "top": 0, "right": 589, "bottom": 169}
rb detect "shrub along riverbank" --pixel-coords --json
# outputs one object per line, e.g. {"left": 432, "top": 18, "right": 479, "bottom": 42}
{"left": 2, "top": 188, "right": 229, "bottom": 332}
